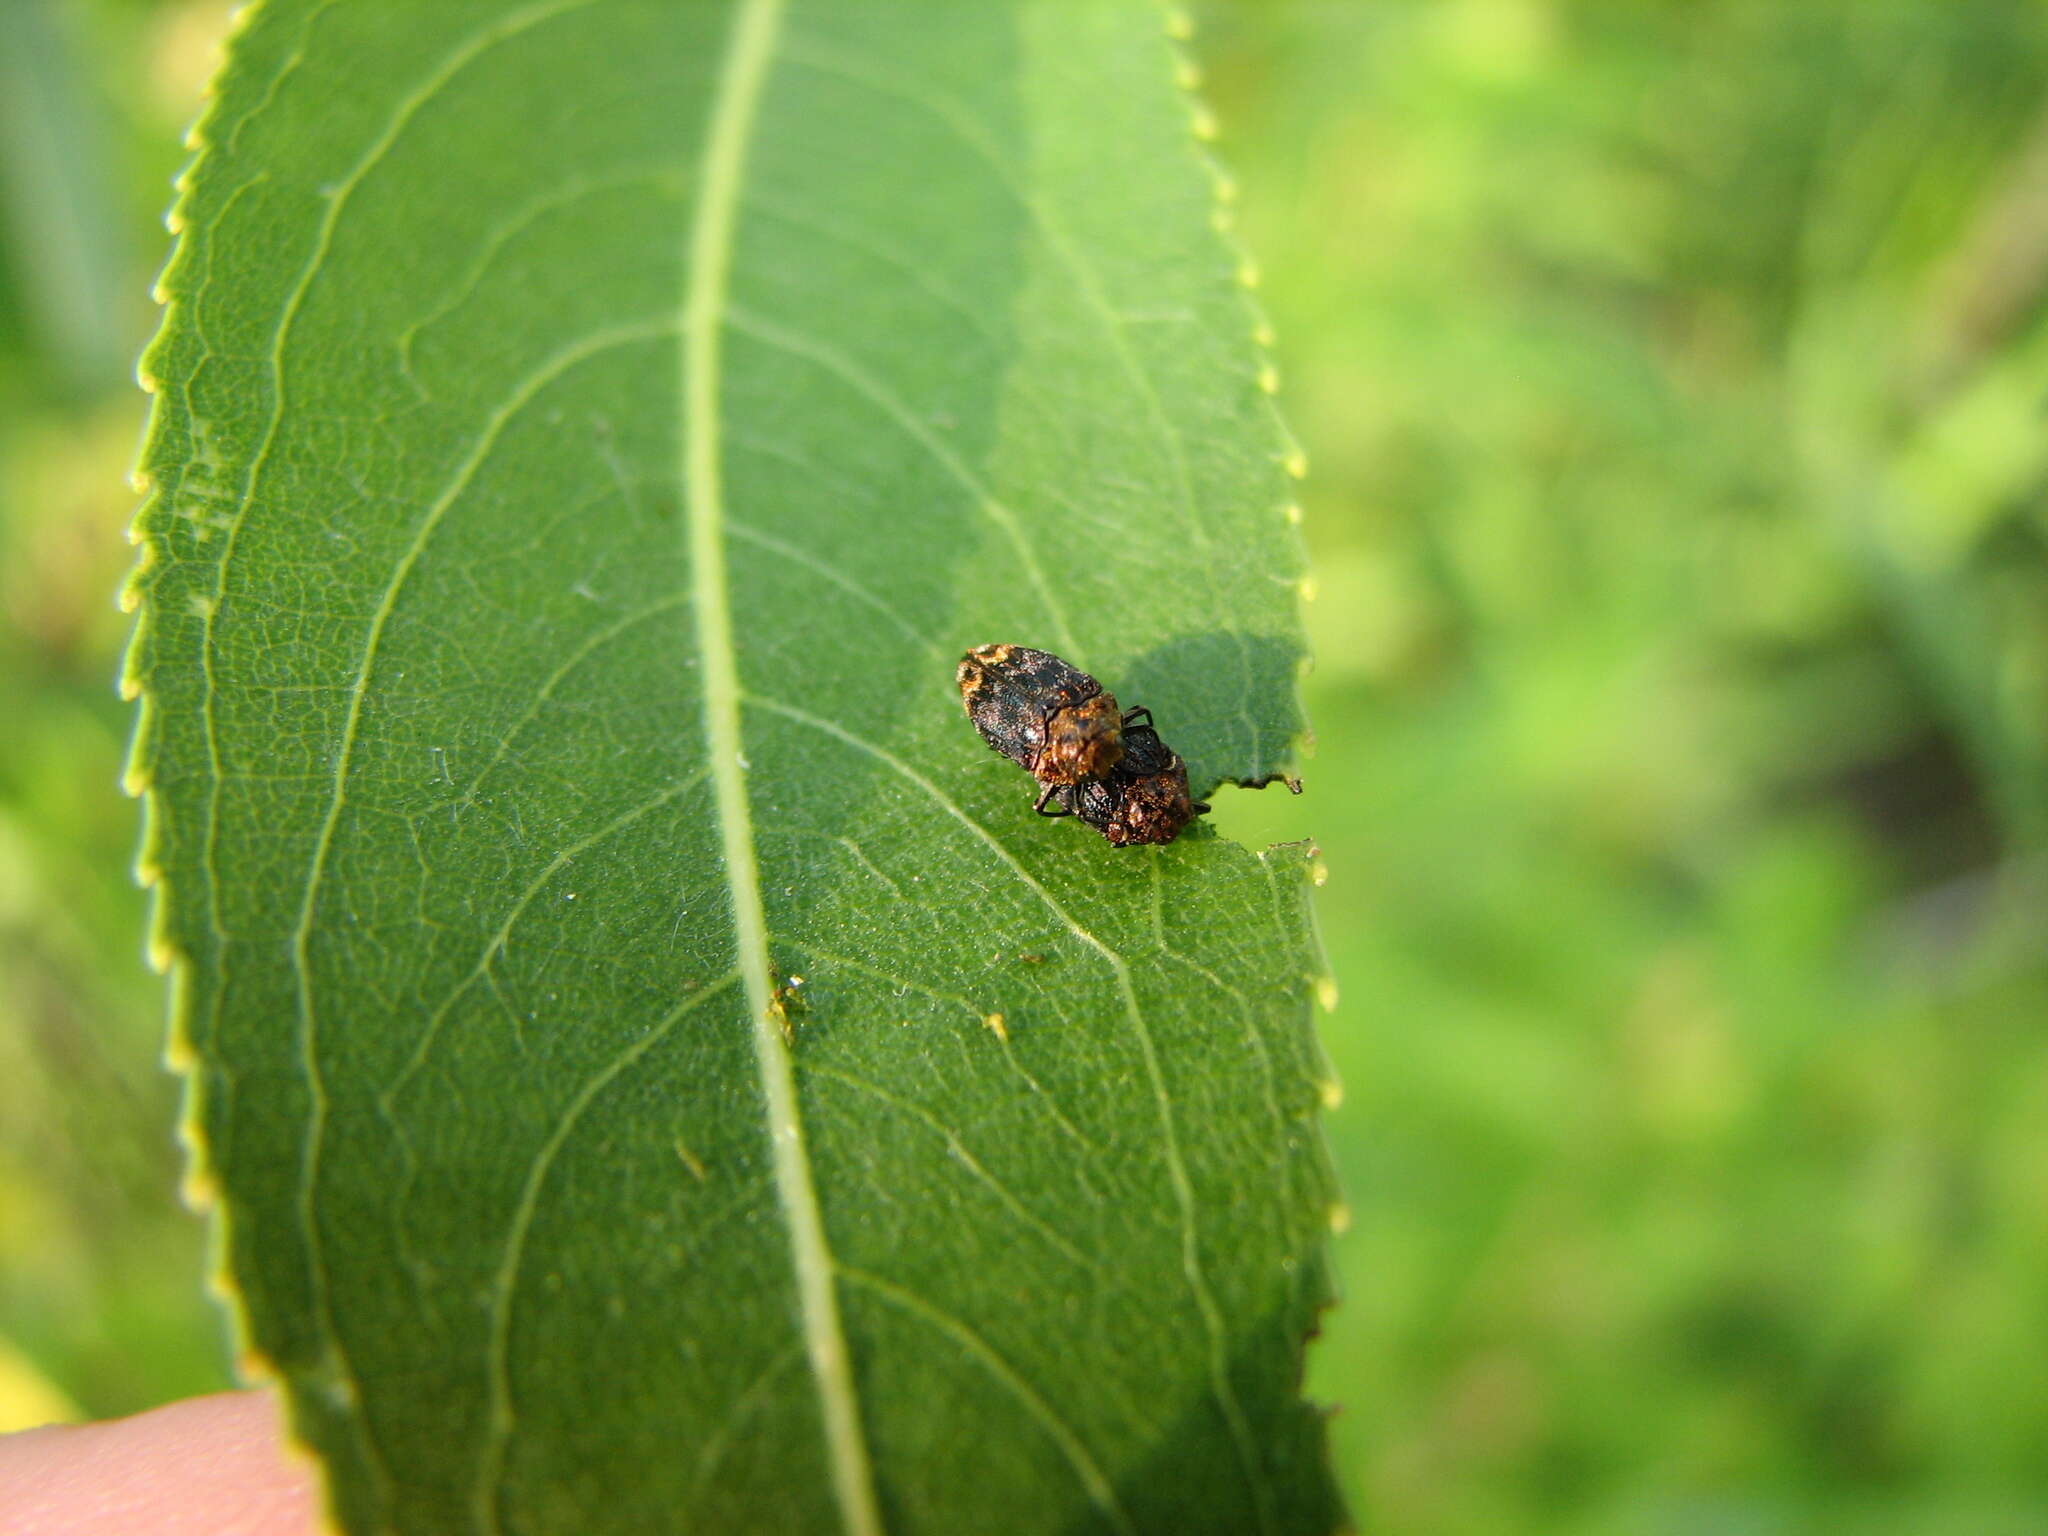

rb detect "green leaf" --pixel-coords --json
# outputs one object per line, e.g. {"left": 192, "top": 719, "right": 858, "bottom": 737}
{"left": 126, "top": 3, "right": 1340, "bottom": 1531}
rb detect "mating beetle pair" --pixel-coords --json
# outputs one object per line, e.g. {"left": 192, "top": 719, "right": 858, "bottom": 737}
{"left": 956, "top": 644, "right": 1207, "bottom": 846}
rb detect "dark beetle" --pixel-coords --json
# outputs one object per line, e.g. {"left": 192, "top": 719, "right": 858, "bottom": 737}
{"left": 957, "top": 644, "right": 1207, "bottom": 845}
{"left": 1053, "top": 719, "right": 1207, "bottom": 847}
{"left": 956, "top": 644, "right": 1130, "bottom": 805}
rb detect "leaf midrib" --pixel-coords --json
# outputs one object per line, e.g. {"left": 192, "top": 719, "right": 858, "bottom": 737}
{"left": 680, "top": 3, "right": 884, "bottom": 1535}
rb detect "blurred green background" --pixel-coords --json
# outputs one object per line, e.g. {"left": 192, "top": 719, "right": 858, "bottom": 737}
{"left": 3, "top": 2, "right": 2045, "bottom": 1530}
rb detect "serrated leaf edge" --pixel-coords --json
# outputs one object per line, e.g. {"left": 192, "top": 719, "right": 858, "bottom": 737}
{"left": 121, "top": 3, "right": 368, "bottom": 1531}
{"left": 1160, "top": 7, "right": 1350, "bottom": 1522}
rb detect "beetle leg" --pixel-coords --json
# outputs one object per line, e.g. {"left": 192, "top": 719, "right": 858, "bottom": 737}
{"left": 1120, "top": 706, "right": 1152, "bottom": 730}
{"left": 1034, "top": 782, "right": 1073, "bottom": 818}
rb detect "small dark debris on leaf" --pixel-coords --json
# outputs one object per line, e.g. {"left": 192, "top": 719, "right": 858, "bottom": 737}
{"left": 957, "top": 643, "right": 1216, "bottom": 847}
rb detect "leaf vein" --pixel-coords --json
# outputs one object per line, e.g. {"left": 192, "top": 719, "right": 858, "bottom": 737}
{"left": 727, "top": 518, "right": 943, "bottom": 659}
{"left": 472, "top": 972, "right": 742, "bottom": 1531}
{"left": 764, "top": 829, "right": 910, "bottom": 902}
{"left": 441, "top": 592, "right": 693, "bottom": 816}
{"left": 379, "top": 767, "right": 710, "bottom": 1115}
{"left": 282, "top": 314, "right": 674, "bottom": 1504}
{"left": 805, "top": 1063, "right": 1100, "bottom": 1274}
{"left": 684, "top": 1342, "right": 806, "bottom": 1516}
{"left": 680, "top": 4, "right": 884, "bottom": 1533}
{"left": 1151, "top": 858, "right": 1291, "bottom": 1230}
{"left": 232, "top": 7, "right": 632, "bottom": 1481}
{"left": 837, "top": 1266, "right": 1135, "bottom": 1536}
{"left": 724, "top": 303, "right": 1079, "bottom": 659}
{"left": 398, "top": 164, "right": 687, "bottom": 399}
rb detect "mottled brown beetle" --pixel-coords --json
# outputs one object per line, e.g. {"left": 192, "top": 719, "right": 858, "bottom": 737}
{"left": 957, "top": 644, "right": 1145, "bottom": 811}
{"left": 1055, "top": 720, "right": 1209, "bottom": 846}
{"left": 958, "top": 644, "right": 1208, "bottom": 845}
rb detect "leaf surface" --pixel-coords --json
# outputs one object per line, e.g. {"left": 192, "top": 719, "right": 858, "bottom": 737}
{"left": 128, "top": 3, "right": 1339, "bottom": 1531}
